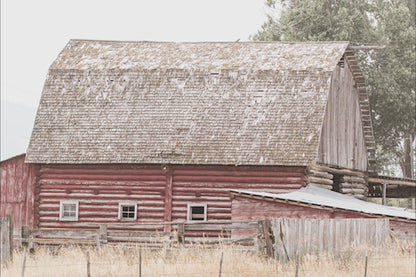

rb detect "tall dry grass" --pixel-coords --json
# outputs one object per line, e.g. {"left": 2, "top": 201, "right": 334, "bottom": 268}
{"left": 1, "top": 242, "right": 415, "bottom": 277}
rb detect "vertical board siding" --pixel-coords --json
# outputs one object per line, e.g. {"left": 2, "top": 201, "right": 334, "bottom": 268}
{"left": 272, "top": 218, "right": 390, "bottom": 260}
{"left": 36, "top": 164, "right": 305, "bottom": 232}
{"left": 318, "top": 62, "right": 367, "bottom": 171}
{"left": 231, "top": 195, "right": 415, "bottom": 244}
{"left": 0, "top": 155, "right": 36, "bottom": 228}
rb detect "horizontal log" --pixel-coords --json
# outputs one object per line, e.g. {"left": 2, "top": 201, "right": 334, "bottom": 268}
{"left": 339, "top": 183, "right": 366, "bottom": 189}
{"left": 368, "top": 177, "right": 416, "bottom": 187}
{"left": 174, "top": 169, "right": 304, "bottom": 178}
{"left": 39, "top": 183, "right": 166, "bottom": 192}
{"left": 40, "top": 167, "right": 164, "bottom": 176}
{"left": 173, "top": 175, "right": 303, "bottom": 184}
{"left": 306, "top": 176, "right": 333, "bottom": 186}
{"left": 307, "top": 169, "right": 333, "bottom": 180}
{"left": 39, "top": 179, "right": 166, "bottom": 186}
{"left": 174, "top": 166, "right": 305, "bottom": 175}
{"left": 309, "top": 164, "right": 365, "bottom": 177}
{"left": 353, "top": 195, "right": 367, "bottom": 201}
{"left": 40, "top": 174, "right": 166, "bottom": 182}
{"left": 342, "top": 176, "right": 366, "bottom": 184}
{"left": 184, "top": 223, "right": 257, "bottom": 231}
{"left": 340, "top": 188, "right": 366, "bottom": 194}
{"left": 308, "top": 183, "right": 332, "bottom": 190}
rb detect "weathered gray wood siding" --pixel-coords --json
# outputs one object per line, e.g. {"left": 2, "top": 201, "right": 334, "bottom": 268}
{"left": 318, "top": 61, "right": 367, "bottom": 171}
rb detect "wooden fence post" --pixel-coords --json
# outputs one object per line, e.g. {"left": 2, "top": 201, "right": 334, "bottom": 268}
{"left": 21, "top": 251, "right": 27, "bottom": 277}
{"left": 295, "top": 251, "right": 299, "bottom": 277}
{"left": 21, "top": 226, "right": 30, "bottom": 248}
{"left": 256, "top": 220, "right": 266, "bottom": 256}
{"left": 218, "top": 252, "right": 224, "bottom": 277}
{"left": 1, "top": 215, "right": 13, "bottom": 265}
{"left": 177, "top": 223, "right": 185, "bottom": 244}
{"left": 256, "top": 219, "right": 275, "bottom": 259}
{"left": 139, "top": 250, "right": 142, "bottom": 277}
{"left": 99, "top": 224, "right": 107, "bottom": 244}
{"left": 86, "top": 251, "right": 91, "bottom": 277}
{"left": 364, "top": 252, "right": 368, "bottom": 277}
{"left": 263, "top": 219, "right": 275, "bottom": 259}
{"left": 278, "top": 221, "right": 290, "bottom": 261}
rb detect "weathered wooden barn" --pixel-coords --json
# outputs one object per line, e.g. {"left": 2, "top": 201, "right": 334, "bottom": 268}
{"left": 0, "top": 154, "right": 36, "bottom": 228}
{"left": 230, "top": 186, "right": 415, "bottom": 241}
{"left": 3, "top": 40, "right": 389, "bottom": 231}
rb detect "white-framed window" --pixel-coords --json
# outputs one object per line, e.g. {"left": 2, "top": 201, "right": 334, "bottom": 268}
{"left": 118, "top": 203, "right": 137, "bottom": 220}
{"left": 187, "top": 203, "right": 207, "bottom": 222}
{"left": 59, "top": 201, "right": 79, "bottom": 221}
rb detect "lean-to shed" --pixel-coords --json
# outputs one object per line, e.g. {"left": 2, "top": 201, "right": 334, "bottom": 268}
{"left": 230, "top": 186, "right": 416, "bottom": 241}
{"left": 22, "top": 40, "right": 376, "bottom": 230}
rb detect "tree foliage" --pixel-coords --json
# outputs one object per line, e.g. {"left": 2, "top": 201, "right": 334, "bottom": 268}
{"left": 253, "top": 0, "right": 415, "bottom": 177}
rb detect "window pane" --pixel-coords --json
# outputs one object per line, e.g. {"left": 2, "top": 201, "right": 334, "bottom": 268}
{"left": 63, "top": 204, "right": 77, "bottom": 218}
{"left": 121, "top": 205, "right": 136, "bottom": 219}
{"left": 191, "top": 206, "right": 205, "bottom": 221}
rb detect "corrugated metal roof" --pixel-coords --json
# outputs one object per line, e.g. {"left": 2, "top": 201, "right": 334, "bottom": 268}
{"left": 26, "top": 40, "right": 350, "bottom": 165}
{"left": 231, "top": 185, "right": 416, "bottom": 221}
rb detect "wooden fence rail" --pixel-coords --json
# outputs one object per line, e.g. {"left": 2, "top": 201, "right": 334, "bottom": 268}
{"left": 18, "top": 220, "right": 263, "bottom": 251}
{"left": 2, "top": 217, "right": 394, "bottom": 262}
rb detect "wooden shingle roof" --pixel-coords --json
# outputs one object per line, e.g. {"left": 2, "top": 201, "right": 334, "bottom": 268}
{"left": 26, "top": 40, "right": 351, "bottom": 165}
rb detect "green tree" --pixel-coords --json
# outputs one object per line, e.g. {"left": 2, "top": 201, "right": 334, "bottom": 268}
{"left": 253, "top": 0, "right": 415, "bottom": 178}
{"left": 364, "top": 0, "right": 415, "bottom": 178}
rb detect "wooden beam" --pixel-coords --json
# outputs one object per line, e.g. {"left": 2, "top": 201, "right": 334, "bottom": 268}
{"left": 164, "top": 165, "right": 173, "bottom": 232}
{"left": 382, "top": 183, "right": 387, "bottom": 205}
{"left": 348, "top": 45, "right": 386, "bottom": 50}
{"left": 368, "top": 177, "right": 416, "bottom": 187}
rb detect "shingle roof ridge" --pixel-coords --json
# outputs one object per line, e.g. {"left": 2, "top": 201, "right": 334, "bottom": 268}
{"left": 68, "top": 39, "right": 350, "bottom": 45}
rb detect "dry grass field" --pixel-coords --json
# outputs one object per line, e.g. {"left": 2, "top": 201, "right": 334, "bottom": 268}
{"left": 2, "top": 242, "right": 415, "bottom": 277}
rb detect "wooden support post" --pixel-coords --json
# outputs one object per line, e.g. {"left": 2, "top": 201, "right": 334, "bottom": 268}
{"left": 21, "top": 251, "right": 27, "bottom": 277}
{"left": 96, "top": 235, "right": 101, "bottom": 256}
{"left": 218, "top": 252, "right": 224, "bottom": 277}
{"left": 99, "top": 224, "right": 107, "bottom": 244}
{"left": 279, "top": 221, "right": 290, "bottom": 261}
{"left": 177, "top": 223, "right": 185, "bottom": 244}
{"left": 263, "top": 219, "right": 275, "bottom": 259}
{"left": 1, "top": 215, "right": 13, "bottom": 265}
{"left": 21, "top": 226, "right": 30, "bottom": 248}
{"left": 139, "top": 250, "right": 142, "bottom": 277}
{"left": 86, "top": 251, "right": 91, "bottom": 277}
{"left": 256, "top": 220, "right": 266, "bottom": 256}
{"left": 364, "top": 252, "right": 368, "bottom": 277}
{"left": 164, "top": 165, "right": 173, "bottom": 232}
{"left": 295, "top": 252, "right": 300, "bottom": 277}
{"left": 382, "top": 183, "right": 387, "bottom": 205}
{"left": 256, "top": 219, "right": 275, "bottom": 259}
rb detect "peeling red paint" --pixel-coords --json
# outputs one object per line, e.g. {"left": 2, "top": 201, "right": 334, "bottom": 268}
{"left": 1, "top": 154, "right": 36, "bottom": 228}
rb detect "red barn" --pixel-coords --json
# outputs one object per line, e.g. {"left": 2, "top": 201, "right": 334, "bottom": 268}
{"left": 6, "top": 40, "right": 379, "bottom": 231}
{"left": 230, "top": 186, "right": 416, "bottom": 241}
{"left": 0, "top": 154, "right": 36, "bottom": 228}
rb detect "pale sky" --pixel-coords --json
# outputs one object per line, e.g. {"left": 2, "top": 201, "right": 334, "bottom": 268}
{"left": 0, "top": 0, "right": 268, "bottom": 160}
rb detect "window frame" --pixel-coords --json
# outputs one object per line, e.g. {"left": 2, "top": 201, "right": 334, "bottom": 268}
{"left": 187, "top": 203, "right": 207, "bottom": 222}
{"left": 59, "top": 200, "right": 79, "bottom": 221}
{"left": 118, "top": 202, "right": 138, "bottom": 220}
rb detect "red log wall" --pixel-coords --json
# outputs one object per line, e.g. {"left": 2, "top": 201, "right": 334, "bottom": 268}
{"left": 34, "top": 164, "right": 305, "bottom": 230}
{"left": 0, "top": 154, "right": 36, "bottom": 228}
